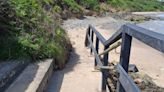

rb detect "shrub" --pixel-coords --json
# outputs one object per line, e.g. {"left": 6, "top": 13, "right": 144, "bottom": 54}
{"left": 0, "top": 0, "right": 70, "bottom": 61}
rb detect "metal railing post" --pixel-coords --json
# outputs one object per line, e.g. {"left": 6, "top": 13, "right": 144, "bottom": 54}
{"left": 102, "top": 45, "right": 109, "bottom": 92}
{"left": 90, "top": 30, "right": 94, "bottom": 54}
{"left": 85, "top": 26, "right": 90, "bottom": 47}
{"left": 117, "top": 31, "right": 132, "bottom": 92}
{"left": 85, "top": 24, "right": 164, "bottom": 92}
{"left": 95, "top": 37, "right": 99, "bottom": 67}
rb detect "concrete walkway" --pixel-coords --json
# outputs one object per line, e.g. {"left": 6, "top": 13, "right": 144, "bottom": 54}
{"left": 46, "top": 28, "right": 102, "bottom": 92}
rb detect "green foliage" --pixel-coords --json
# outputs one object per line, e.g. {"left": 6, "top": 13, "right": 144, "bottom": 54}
{"left": 1, "top": 0, "right": 164, "bottom": 61}
{"left": 53, "top": 5, "right": 62, "bottom": 13}
{"left": 62, "top": 0, "right": 82, "bottom": 13}
{"left": 43, "top": 0, "right": 53, "bottom": 4}
{"left": 107, "top": 0, "right": 164, "bottom": 11}
{"left": 52, "top": 0, "right": 164, "bottom": 13}
{"left": 107, "top": 0, "right": 126, "bottom": 8}
{"left": 80, "top": 0, "right": 99, "bottom": 10}
{"left": 0, "top": 0, "right": 70, "bottom": 61}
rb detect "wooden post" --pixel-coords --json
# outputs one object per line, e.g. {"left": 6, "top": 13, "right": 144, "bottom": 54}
{"left": 102, "top": 45, "right": 109, "bottom": 92}
{"left": 117, "top": 32, "right": 132, "bottom": 92}
{"left": 95, "top": 37, "right": 99, "bottom": 67}
{"left": 90, "top": 30, "right": 94, "bottom": 54}
{"left": 85, "top": 26, "right": 90, "bottom": 47}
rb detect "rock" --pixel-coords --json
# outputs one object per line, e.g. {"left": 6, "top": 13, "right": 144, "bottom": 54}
{"left": 130, "top": 72, "right": 164, "bottom": 92}
{"left": 83, "top": 9, "right": 97, "bottom": 16}
{"left": 124, "top": 14, "right": 152, "bottom": 22}
{"left": 54, "top": 13, "right": 61, "bottom": 19}
{"left": 128, "top": 64, "right": 139, "bottom": 73}
{"left": 61, "top": 10, "right": 72, "bottom": 20}
{"left": 134, "top": 78, "right": 143, "bottom": 84}
{"left": 109, "top": 8, "right": 118, "bottom": 13}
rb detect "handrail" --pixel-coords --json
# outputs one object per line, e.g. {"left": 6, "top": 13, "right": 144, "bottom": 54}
{"left": 89, "top": 25, "right": 106, "bottom": 44}
{"left": 104, "top": 28, "right": 122, "bottom": 46}
{"left": 124, "top": 23, "right": 164, "bottom": 53}
{"left": 85, "top": 23, "right": 164, "bottom": 92}
{"left": 87, "top": 35, "right": 103, "bottom": 67}
{"left": 88, "top": 24, "right": 164, "bottom": 52}
{"left": 86, "top": 25, "right": 122, "bottom": 46}
{"left": 117, "top": 64, "right": 140, "bottom": 92}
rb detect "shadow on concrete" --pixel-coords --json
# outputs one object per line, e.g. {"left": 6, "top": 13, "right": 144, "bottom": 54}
{"left": 0, "top": 61, "right": 29, "bottom": 92}
{"left": 4, "top": 63, "right": 39, "bottom": 92}
{"left": 46, "top": 48, "right": 80, "bottom": 92}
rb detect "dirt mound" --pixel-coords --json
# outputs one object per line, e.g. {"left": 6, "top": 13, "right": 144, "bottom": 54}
{"left": 107, "top": 63, "right": 164, "bottom": 92}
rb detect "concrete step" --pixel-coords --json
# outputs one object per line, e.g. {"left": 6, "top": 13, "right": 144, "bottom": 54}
{"left": 5, "top": 59, "right": 53, "bottom": 92}
{"left": 0, "top": 61, "right": 28, "bottom": 92}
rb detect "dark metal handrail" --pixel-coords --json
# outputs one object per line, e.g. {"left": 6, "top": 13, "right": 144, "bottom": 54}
{"left": 85, "top": 23, "right": 164, "bottom": 92}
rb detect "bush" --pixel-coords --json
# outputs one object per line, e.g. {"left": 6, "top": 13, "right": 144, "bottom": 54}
{"left": 0, "top": 0, "right": 70, "bottom": 61}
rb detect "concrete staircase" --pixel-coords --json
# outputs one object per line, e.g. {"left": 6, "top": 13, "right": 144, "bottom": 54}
{"left": 3, "top": 59, "right": 53, "bottom": 92}
{"left": 0, "top": 61, "right": 28, "bottom": 92}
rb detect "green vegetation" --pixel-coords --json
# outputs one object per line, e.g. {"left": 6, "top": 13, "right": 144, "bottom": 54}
{"left": 0, "top": 0, "right": 70, "bottom": 61}
{"left": 0, "top": 0, "right": 164, "bottom": 61}
{"left": 80, "top": 0, "right": 99, "bottom": 11}
{"left": 62, "top": 0, "right": 82, "bottom": 13}
{"left": 53, "top": 0, "right": 164, "bottom": 13}
{"left": 107, "top": 0, "right": 164, "bottom": 11}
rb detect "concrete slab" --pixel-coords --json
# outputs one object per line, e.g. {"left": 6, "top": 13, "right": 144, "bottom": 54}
{"left": 0, "top": 61, "right": 28, "bottom": 92}
{"left": 5, "top": 59, "right": 53, "bottom": 92}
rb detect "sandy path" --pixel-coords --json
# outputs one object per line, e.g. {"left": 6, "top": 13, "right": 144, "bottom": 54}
{"left": 46, "top": 16, "right": 120, "bottom": 92}
{"left": 46, "top": 16, "right": 164, "bottom": 92}
{"left": 46, "top": 27, "right": 102, "bottom": 92}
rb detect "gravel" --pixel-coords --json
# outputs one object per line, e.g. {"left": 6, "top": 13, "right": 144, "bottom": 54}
{"left": 62, "top": 16, "right": 126, "bottom": 31}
